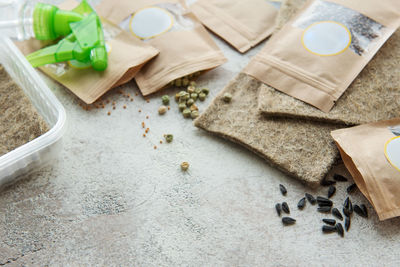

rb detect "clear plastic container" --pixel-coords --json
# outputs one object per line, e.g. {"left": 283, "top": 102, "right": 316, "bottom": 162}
{"left": 0, "top": 37, "right": 66, "bottom": 188}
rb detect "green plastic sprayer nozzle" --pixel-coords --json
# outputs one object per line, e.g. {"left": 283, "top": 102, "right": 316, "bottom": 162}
{"left": 27, "top": 0, "right": 108, "bottom": 71}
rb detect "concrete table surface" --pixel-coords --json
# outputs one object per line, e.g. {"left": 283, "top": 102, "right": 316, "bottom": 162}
{"left": 1, "top": 4, "right": 400, "bottom": 267}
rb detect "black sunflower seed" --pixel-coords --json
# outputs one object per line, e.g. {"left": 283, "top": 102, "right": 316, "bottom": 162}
{"left": 343, "top": 208, "right": 351, "bottom": 217}
{"left": 360, "top": 204, "right": 368, "bottom": 218}
{"left": 297, "top": 197, "right": 306, "bottom": 210}
{"left": 322, "top": 225, "right": 337, "bottom": 233}
{"left": 347, "top": 183, "right": 357, "bottom": 194}
{"left": 305, "top": 193, "right": 316, "bottom": 205}
{"left": 345, "top": 217, "right": 351, "bottom": 232}
{"left": 317, "top": 196, "right": 333, "bottom": 207}
{"left": 336, "top": 223, "right": 344, "bottom": 237}
{"left": 318, "top": 206, "right": 332, "bottom": 213}
{"left": 321, "top": 179, "right": 336, "bottom": 186}
{"left": 275, "top": 203, "right": 282, "bottom": 217}
{"left": 282, "top": 217, "right": 296, "bottom": 225}
{"left": 279, "top": 184, "right": 287, "bottom": 196}
{"left": 282, "top": 202, "right": 290, "bottom": 214}
{"left": 333, "top": 174, "right": 348, "bottom": 182}
{"left": 328, "top": 185, "right": 336, "bottom": 198}
{"left": 332, "top": 208, "right": 343, "bottom": 220}
{"left": 344, "top": 197, "right": 353, "bottom": 214}
{"left": 322, "top": 219, "right": 336, "bottom": 226}
{"left": 354, "top": 205, "right": 367, "bottom": 218}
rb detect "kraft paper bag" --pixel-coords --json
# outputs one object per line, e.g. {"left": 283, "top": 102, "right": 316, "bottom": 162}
{"left": 191, "top": 0, "right": 280, "bottom": 53}
{"left": 97, "top": 0, "right": 227, "bottom": 96}
{"left": 244, "top": 0, "right": 400, "bottom": 112}
{"left": 332, "top": 119, "right": 400, "bottom": 221}
{"left": 17, "top": 0, "right": 159, "bottom": 104}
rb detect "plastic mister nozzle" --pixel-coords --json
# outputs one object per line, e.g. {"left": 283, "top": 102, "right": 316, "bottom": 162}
{"left": 26, "top": 0, "right": 108, "bottom": 71}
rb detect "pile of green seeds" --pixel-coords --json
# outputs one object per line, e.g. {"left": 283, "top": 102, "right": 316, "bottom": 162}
{"left": 276, "top": 174, "right": 369, "bottom": 238}
{"left": 174, "top": 84, "right": 210, "bottom": 120}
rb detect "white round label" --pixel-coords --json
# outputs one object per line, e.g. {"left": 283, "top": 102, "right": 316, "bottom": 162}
{"left": 302, "top": 21, "right": 351, "bottom": 56}
{"left": 130, "top": 7, "right": 174, "bottom": 39}
{"left": 385, "top": 136, "right": 400, "bottom": 173}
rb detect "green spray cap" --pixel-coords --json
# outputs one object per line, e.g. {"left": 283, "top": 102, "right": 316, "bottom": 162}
{"left": 33, "top": 3, "right": 83, "bottom": 40}
{"left": 27, "top": 0, "right": 108, "bottom": 71}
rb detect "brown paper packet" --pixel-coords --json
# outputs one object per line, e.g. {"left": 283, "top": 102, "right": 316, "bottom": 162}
{"left": 331, "top": 119, "right": 400, "bottom": 220}
{"left": 194, "top": 73, "right": 341, "bottom": 188}
{"left": 97, "top": 0, "right": 227, "bottom": 96}
{"left": 258, "top": 29, "right": 400, "bottom": 126}
{"left": 16, "top": 0, "right": 159, "bottom": 104}
{"left": 244, "top": 0, "right": 400, "bottom": 112}
{"left": 190, "top": 0, "right": 279, "bottom": 53}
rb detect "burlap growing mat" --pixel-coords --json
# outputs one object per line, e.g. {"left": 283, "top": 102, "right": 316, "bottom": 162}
{"left": 194, "top": 0, "right": 342, "bottom": 187}
{"left": 194, "top": 73, "right": 340, "bottom": 188}
{"left": 258, "top": 19, "right": 400, "bottom": 126}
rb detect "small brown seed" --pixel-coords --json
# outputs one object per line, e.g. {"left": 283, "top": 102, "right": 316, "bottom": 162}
{"left": 282, "top": 217, "right": 296, "bottom": 226}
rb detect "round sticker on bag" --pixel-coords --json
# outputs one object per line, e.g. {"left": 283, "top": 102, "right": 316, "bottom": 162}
{"left": 302, "top": 21, "right": 351, "bottom": 56}
{"left": 385, "top": 136, "right": 400, "bottom": 173}
{"left": 129, "top": 7, "right": 174, "bottom": 40}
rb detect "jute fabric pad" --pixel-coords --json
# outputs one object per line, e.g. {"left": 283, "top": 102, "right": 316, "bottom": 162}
{"left": 0, "top": 65, "right": 48, "bottom": 156}
{"left": 258, "top": 25, "right": 400, "bottom": 126}
{"left": 194, "top": 73, "right": 340, "bottom": 188}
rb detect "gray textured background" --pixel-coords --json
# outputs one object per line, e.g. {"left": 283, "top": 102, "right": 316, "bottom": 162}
{"left": 1, "top": 1, "right": 400, "bottom": 266}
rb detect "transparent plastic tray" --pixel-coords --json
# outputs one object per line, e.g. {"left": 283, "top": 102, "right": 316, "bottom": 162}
{"left": 0, "top": 37, "right": 66, "bottom": 188}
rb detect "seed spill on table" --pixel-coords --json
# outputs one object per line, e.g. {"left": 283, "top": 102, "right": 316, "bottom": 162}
{"left": 322, "top": 225, "right": 337, "bottom": 233}
{"left": 327, "top": 185, "right": 336, "bottom": 198}
{"left": 276, "top": 203, "right": 282, "bottom": 217}
{"left": 282, "top": 202, "right": 290, "bottom": 214}
{"left": 332, "top": 208, "right": 343, "bottom": 221}
{"left": 318, "top": 206, "right": 332, "bottom": 213}
{"left": 347, "top": 183, "right": 357, "bottom": 194}
{"left": 297, "top": 197, "right": 306, "bottom": 210}
{"left": 279, "top": 184, "right": 287, "bottom": 196}
{"left": 336, "top": 223, "right": 344, "bottom": 237}
{"left": 333, "top": 174, "right": 348, "bottom": 182}
{"left": 345, "top": 217, "right": 351, "bottom": 231}
{"left": 305, "top": 193, "right": 316, "bottom": 205}
{"left": 322, "top": 219, "right": 336, "bottom": 226}
{"left": 354, "top": 205, "right": 368, "bottom": 218}
{"left": 282, "top": 217, "right": 296, "bottom": 226}
{"left": 360, "top": 204, "right": 368, "bottom": 218}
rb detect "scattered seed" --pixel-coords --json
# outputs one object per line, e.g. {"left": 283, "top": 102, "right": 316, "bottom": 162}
{"left": 332, "top": 208, "right": 343, "bottom": 220}
{"left": 279, "top": 184, "right": 287, "bottom": 196}
{"left": 321, "top": 179, "right": 336, "bottom": 186}
{"left": 146, "top": 99, "right": 150, "bottom": 103}
{"left": 360, "top": 204, "right": 368, "bottom": 218}
{"left": 354, "top": 205, "right": 368, "bottom": 218}
{"left": 182, "top": 108, "right": 191, "bottom": 118}
{"left": 343, "top": 208, "right": 351, "bottom": 217}
{"left": 347, "top": 183, "right": 357, "bottom": 194}
{"left": 181, "top": 162, "right": 189, "bottom": 171}
{"left": 322, "top": 225, "right": 337, "bottom": 233}
{"left": 161, "top": 95, "right": 170, "bottom": 105}
{"left": 282, "top": 217, "right": 296, "bottom": 226}
{"left": 275, "top": 203, "right": 282, "bottom": 217}
{"left": 282, "top": 202, "right": 290, "bottom": 214}
{"left": 344, "top": 197, "right": 353, "bottom": 215}
{"left": 223, "top": 93, "right": 232, "bottom": 103}
{"left": 142, "top": 122, "right": 145, "bottom": 128}
{"left": 143, "top": 134, "right": 146, "bottom": 137}
{"left": 199, "top": 92, "right": 206, "bottom": 101}
{"left": 146, "top": 115, "right": 149, "bottom": 119}
{"left": 112, "top": 106, "right": 116, "bottom": 110}
{"left": 160, "top": 140, "right": 163, "bottom": 144}
{"left": 322, "top": 219, "right": 336, "bottom": 226}
{"left": 191, "top": 110, "right": 199, "bottom": 119}
{"left": 107, "top": 111, "right": 111, "bottom": 116}
{"left": 297, "top": 197, "right": 306, "bottom": 210}
{"left": 123, "top": 105, "right": 126, "bottom": 109}
{"left": 327, "top": 185, "right": 336, "bottom": 198}
{"left": 165, "top": 134, "right": 173, "bottom": 143}
{"left": 318, "top": 206, "right": 332, "bottom": 213}
{"left": 305, "top": 193, "right": 316, "bottom": 205}
{"left": 336, "top": 223, "right": 344, "bottom": 237}
{"left": 158, "top": 105, "right": 167, "bottom": 115}
{"left": 317, "top": 196, "right": 333, "bottom": 207}
{"left": 130, "top": 98, "right": 134, "bottom": 101}
{"left": 139, "top": 109, "right": 142, "bottom": 113}
{"left": 333, "top": 174, "right": 348, "bottom": 182}
{"left": 345, "top": 217, "right": 351, "bottom": 231}
{"left": 167, "top": 106, "right": 170, "bottom": 110}
{"left": 154, "top": 146, "right": 157, "bottom": 149}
